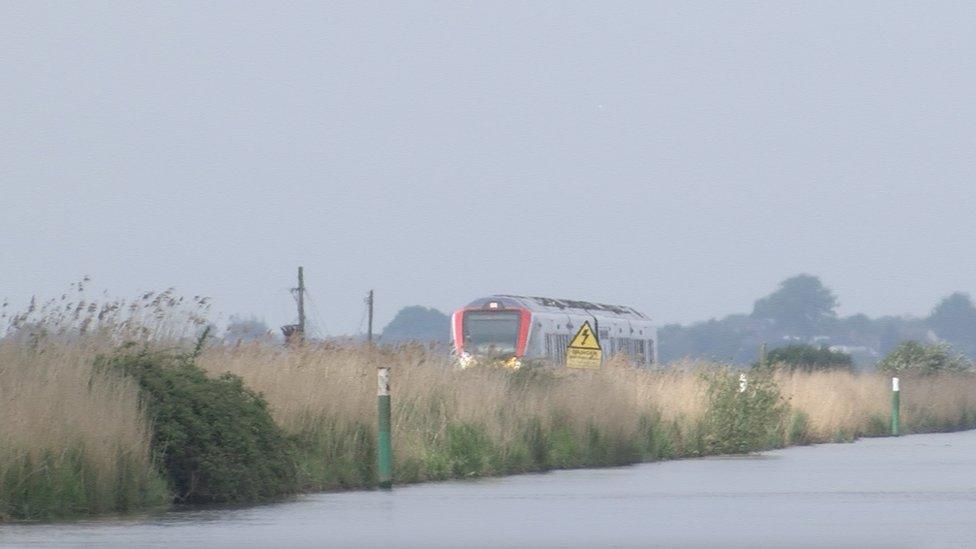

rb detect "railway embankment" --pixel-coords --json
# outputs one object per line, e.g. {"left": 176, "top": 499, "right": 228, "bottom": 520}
{"left": 4, "top": 331, "right": 976, "bottom": 522}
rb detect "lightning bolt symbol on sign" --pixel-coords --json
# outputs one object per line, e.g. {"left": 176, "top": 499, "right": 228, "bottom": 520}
{"left": 566, "top": 322, "right": 602, "bottom": 369}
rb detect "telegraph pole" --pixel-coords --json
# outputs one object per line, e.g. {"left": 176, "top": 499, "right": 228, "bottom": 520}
{"left": 280, "top": 266, "right": 308, "bottom": 343}
{"left": 366, "top": 289, "right": 374, "bottom": 343}
{"left": 296, "top": 266, "right": 306, "bottom": 342}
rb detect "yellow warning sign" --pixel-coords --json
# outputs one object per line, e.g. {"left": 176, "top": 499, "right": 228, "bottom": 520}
{"left": 566, "top": 321, "right": 602, "bottom": 369}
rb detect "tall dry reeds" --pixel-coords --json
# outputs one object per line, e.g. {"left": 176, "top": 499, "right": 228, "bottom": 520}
{"left": 777, "top": 369, "right": 976, "bottom": 441}
{"left": 199, "top": 344, "right": 976, "bottom": 490}
{"left": 0, "top": 285, "right": 209, "bottom": 520}
{"left": 199, "top": 346, "right": 706, "bottom": 435}
{"left": 0, "top": 338, "right": 168, "bottom": 519}
{"left": 196, "top": 346, "right": 757, "bottom": 487}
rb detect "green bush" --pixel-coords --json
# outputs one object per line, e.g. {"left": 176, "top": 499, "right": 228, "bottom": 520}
{"left": 700, "top": 367, "right": 788, "bottom": 454}
{"left": 101, "top": 348, "right": 298, "bottom": 504}
{"left": 764, "top": 344, "right": 853, "bottom": 371}
{"left": 876, "top": 341, "right": 972, "bottom": 376}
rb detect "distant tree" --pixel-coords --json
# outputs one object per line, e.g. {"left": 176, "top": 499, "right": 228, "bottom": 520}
{"left": 752, "top": 275, "right": 838, "bottom": 337}
{"left": 658, "top": 315, "right": 754, "bottom": 364}
{"left": 224, "top": 316, "right": 274, "bottom": 343}
{"left": 876, "top": 341, "right": 971, "bottom": 376}
{"left": 764, "top": 344, "right": 853, "bottom": 371}
{"left": 928, "top": 293, "right": 976, "bottom": 355}
{"left": 657, "top": 324, "right": 694, "bottom": 363}
{"left": 835, "top": 313, "right": 873, "bottom": 335}
{"left": 381, "top": 306, "right": 451, "bottom": 344}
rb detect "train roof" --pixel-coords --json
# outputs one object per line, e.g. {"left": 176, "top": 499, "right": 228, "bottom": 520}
{"left": 463, "top": 295, "right": 650, "bottom": 321}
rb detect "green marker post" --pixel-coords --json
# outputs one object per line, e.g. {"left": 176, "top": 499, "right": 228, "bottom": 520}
{"left": 377, "top": 366, "right": 393, "bottom": 489}
{"left": 891, "top": 377, "right": 900, "bottom": 437}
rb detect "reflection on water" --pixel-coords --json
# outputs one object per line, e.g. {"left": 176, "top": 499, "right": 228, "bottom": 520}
{"left": 3, "top": 431, "right": 976, "bottom": 548}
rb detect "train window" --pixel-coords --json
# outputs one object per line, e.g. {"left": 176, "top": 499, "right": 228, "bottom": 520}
{"left": 545, "top": 333, "right": 571, "bottom": 366}
{"left": 463, "top": 312, "right": 520, "bottom": 357}
{"left": 608, "top": 338, "right": 648, "bottom": 364}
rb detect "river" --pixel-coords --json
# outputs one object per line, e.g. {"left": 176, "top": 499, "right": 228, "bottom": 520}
{"left": 3, "top": 430, "right": 976, "bottom": 548}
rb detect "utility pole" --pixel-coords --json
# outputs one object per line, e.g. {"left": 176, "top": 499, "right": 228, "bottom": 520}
{"left": 280, "top": 266, "right": 308, "bottom": 343}
{"left": 296, "top": 266, "right": 306, "bottom": 342}
{"left": 366, "top": 289, "right": 374, "bottom": 343}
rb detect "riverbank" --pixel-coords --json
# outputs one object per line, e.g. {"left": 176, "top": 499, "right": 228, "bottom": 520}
{"left": 199, "top": 344, "right": 976, "bottom": 490}
{"left": 5, "top": 429, "right": 976, "bottom": 547}
{"left": 3, "top": 338, "right": 976, "bottom": 522}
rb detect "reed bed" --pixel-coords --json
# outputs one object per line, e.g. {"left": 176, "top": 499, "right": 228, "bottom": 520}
{"left": 198, "top": 346, "right": 704, "bottom": 434}
{"left": 5, "top": 284, "right": 975, "bottom": 519}
{"left": 197, "top": 346, "right": 710, "bottom": 487}
{"left": 777, "top": 369, "right": 976, "bottom": 441}
{"left": 3, "top": 313, "right": 976, "bottom": 520}
{"left": 0, "top": 338, "right": 168, "bottom": 520}
{"left": 0, "top": 287, "right": 210, "bottom": 520}
{"left": 199, "top": 344, "right": 976, "bottom": 490}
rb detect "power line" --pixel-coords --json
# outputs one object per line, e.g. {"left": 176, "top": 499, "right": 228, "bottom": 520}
{"left": 354, "top": 296, "right": 368, "bottom": 335}
{"left": 303, "top": 288, "right": 329, "bottom": 339}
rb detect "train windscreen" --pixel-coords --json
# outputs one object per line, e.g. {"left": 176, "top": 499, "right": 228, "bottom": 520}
{"left": 463, "top": 311, "right": 520, "bottom": 356}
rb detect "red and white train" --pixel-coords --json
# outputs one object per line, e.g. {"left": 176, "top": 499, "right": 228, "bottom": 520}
{"left": 451, "top": 295, "right": 656, "bottom": 368}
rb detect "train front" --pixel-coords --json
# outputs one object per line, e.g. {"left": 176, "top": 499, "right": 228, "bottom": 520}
{"left": 451, "top": 297, "right": 532, "bottom": 369}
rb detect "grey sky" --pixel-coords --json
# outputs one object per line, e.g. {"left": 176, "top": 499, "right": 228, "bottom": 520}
{"left": 2, "top": 2, "right": 975, "bottom": 335}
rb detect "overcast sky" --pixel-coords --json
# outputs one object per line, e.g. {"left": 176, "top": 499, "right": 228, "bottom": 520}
{"left": 2, "top": 2, "right": 975, "bottom": 335}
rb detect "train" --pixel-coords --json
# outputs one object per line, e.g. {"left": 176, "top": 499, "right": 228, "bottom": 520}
{"left": 451, "top": 295, "right": 657, "bottom": 368}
